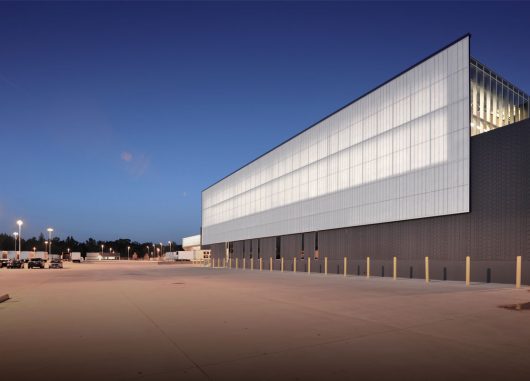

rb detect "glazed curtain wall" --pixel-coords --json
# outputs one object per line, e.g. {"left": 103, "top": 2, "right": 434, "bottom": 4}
{"left": 470, "top": 58, "right": 529, "bottom": 136}
{"left": 202, "top": 37, "right": 470, "bottom": 245}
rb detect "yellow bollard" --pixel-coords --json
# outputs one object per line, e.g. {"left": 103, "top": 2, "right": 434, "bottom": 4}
{"left": 293, "top": 257, "right": 297, "bottom": 273}
{"left": 466, "top": 256, "right": 470, "bottom": 286}
{"left": 236, "top": 258, "right": 238, "bottom": 270}
{"left": 308, "top": 257, "right": 311, "bottom": 274}
{"left": 281, "top": 257, "right": 284, "bottom": 272}
{"left": 344, "top": 257, "right": 347, "bottom": 276}
{"left": 270, "top": 257, "right": 273, "bottom": 272}
{"left": 325, "top": 257, "right": 328, "bottom": 275}
{"left": 393, "top": 257, "right": 397, "bottom": 280}
{"left": 425, "top": 256, "right": 429, "bottom": 283}
{"left": 516, "top": 256, "right": 522, "bottom": 288}
{"left": 260, "top": 258, "right": 263, "bottom": 271}
{"left": 366, "top": 257, "right": 370, "bottom": 278}
{"left": 243, "top": 258, "right": 245, "bottom": 270}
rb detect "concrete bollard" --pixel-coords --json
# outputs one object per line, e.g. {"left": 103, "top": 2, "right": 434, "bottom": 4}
{"left": 223, "top": 258, "right": 226, "bottom": 268}
{"left": 243, "top": 258, "right": 245, "bottom": 270}
{"left": 466, "top": 256, "right": 470, "bottom": 286}
{"left": 293, "top": 257, "right": 297, "bottom": 273}
{"left": 270, "top": 257, "right": 273, "bottom": 272}
{"left": 308, "top": 257, "right": 311, "bottom": 275}
{"left": 260, "top": 258, "right": 263, "bottom": 271}
{"left": 425, "top": 256, "right": 429, "bottom": 283}
{"left": 281, "top": 257, "right": 284, "bottom": 272}
{"left": 393, "top": 257, "right": 397, "bottom": 280}
{"left": 344, "top": 257, "right": 347, "bottom": 276}
{"left": 325, "top": 257, "right": 328, "bottom": 275}
{"left": 516, "top": 256, "right": 522, "bottom": 288}
{"left": 236, "top": 258, "right": 238, "bottom": 270}
{"left": 366, "top": 257, "right": 370, "bottom": 278}
{"left": 251, "top": 258, "right": 254, "bottom": 271}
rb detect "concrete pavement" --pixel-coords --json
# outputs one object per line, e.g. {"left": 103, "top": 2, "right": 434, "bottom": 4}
{"left": 1, "top": 262, "right": 529, "bottom": 380}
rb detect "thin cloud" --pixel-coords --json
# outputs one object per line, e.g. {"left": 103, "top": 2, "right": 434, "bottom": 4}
{"left": 120, "top": 151, "right": 150, "bottom": 177}
{"left": 121, "top": 151, "right": 133, "bottom": 162}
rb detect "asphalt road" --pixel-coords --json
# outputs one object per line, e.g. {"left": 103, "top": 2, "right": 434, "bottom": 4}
{"left": 1, "top": 262, "right": 529, "bottom": 381}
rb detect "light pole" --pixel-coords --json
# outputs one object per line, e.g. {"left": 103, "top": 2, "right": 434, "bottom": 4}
{"left": 47, "top": 227, "right": 53, "bottom": 256}
{"left": 101, "top": 244, "right": 104, "bottom": 257}
{"left": 127, "top": 246, "right": 130, "bottom": 261}
{"left": 33, "top": 247, "right": 36, "bottom": 259}
{"left": 16, "top": 220, "right": 23, "bottom": 257}
{"left": 45, "top": 241, "right": 48, "bottom": 256}
{"left": 152, "top": 244, "right": 155, "bottom": 260}
{"left": 168, "top": 241, "right": 172, "bottom": 254}
{"left": 159, "top": 242, "right": 163, "bottom": 257}
{"left": 13, "top": 232, "right": 18, "bottom": 257}
{"left": 67, "top": 248, "right": 70, "bottom": 261}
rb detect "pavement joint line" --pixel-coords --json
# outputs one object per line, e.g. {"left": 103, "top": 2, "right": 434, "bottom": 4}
{"left": 117, "top": 286, "right": 212, "bottom": 381}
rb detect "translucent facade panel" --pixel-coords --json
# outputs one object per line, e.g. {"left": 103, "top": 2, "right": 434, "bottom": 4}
{"left": 202, "top": 37, "right": 470, "bottom": 244}
{"left": 470, "top": 58, "right": 529, "bottom": 136}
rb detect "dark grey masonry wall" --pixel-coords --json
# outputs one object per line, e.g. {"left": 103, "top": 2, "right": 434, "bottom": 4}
{"left": 208, "top": 119, "right": 530, "bottom": 284}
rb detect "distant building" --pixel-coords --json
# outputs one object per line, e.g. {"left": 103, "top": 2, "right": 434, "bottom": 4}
{"left": 182, "top": 235, "right": 201, "bottom": 251}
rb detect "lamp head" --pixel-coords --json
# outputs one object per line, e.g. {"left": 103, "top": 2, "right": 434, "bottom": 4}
{"left": 16, "top": 220, "right": 23, "bottom": 226}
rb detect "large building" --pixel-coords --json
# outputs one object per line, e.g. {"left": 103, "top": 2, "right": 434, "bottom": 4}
{"left": 202, "top": 35, "right": 530, "bottom": 284}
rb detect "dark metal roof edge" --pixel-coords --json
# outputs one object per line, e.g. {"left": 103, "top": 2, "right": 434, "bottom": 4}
{"left": 202, "top": 33, "right": 471, "bottom": 193}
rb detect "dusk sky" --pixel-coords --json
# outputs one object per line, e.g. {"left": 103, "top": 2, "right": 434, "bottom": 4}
{"left": 1, "top": 1, "right": 529, "bottom": 243}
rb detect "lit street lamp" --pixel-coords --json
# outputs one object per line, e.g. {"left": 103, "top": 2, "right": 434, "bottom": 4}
{"left": 101, "top": 244, "right": 104, "bottom": 257}
{"left": 33, "top": 247, "right": 36, "bottom": 259}
{"left": 47, "top": 227, "right": 53, "bottom": 256}
{"left": 16, "top": 220, "right": 23, "bottom": 257}
{"left": 168, "top": 241, "right": 172, "bottom": 254}
{"left": 127, "top": 246, "right": 130, "bottom": 261}
{"left": 45, "top": 240, "right": 48, "bottom": 255}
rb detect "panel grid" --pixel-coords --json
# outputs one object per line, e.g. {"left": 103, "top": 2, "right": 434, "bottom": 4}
{"left": 203, "top": 37, "right": 470, "bottom": 245}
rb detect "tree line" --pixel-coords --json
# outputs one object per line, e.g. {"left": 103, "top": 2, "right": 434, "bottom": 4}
{"left": 0, "top": 233, "right": 182, "bottom": 258}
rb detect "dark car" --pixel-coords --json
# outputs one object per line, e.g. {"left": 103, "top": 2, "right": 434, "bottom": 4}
{"left": 7, "top": 259, "right": 24, "bottom": 269}
{"left": 28, "top": 258, "right": 45, "bottom": 269}
{"left": 49, "top": 259, "right": 63, "bottom": 269}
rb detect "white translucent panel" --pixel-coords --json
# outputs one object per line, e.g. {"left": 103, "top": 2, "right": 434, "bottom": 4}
{"left": 349, "top": 144, "right": 363, "bottom": 167}
{"left": 202, "top": 36, "right": 470, "bottom": 244}
{"left": 393, "top": 148, "right": 410, "bottom": 175}
{"left": 350, "top": 165, "right": 363, "bottom": 186}
{"left": 364, "top": 160, "right": 377, "bottom": 182}
{"left": 377, "top": 155, "right": 392, "bottom": 179}
{"left": 377, "top": 132, "right": 393, "bottom": 157}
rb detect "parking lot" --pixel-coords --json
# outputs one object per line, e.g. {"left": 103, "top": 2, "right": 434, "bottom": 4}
{"left": 1, "top": 262, "right": 529, "bottom": 381}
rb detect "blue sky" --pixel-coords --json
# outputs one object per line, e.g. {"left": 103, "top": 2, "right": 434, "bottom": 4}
{"left": 1, "top": 1, "right": 529, "bottom": 243}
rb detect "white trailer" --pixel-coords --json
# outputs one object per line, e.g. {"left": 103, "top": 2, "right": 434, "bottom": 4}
{"left": 71, "top": 252, "right": 82, "bottom": 263}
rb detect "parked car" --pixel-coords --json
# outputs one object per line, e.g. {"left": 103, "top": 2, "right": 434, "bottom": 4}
{"left": 7, "top": 259, "right": 24, "bottom": 269}
{"left": 49, "top": 259, "right": 63, "bottom": 269}
{"left": 0, "top": 258, "right": 9, "bottom": 268}
{"left": 28, "top": 258, "right": 45, "bottom": 269}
